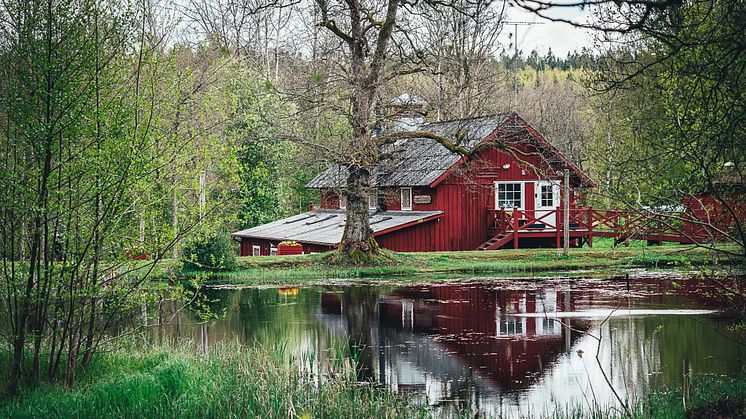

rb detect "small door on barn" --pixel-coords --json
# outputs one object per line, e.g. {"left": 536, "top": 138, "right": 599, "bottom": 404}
{"left": 535, "top": 181, "right": 560, "bottom": 228}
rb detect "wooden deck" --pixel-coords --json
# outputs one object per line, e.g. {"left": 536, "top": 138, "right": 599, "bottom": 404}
{"left": 478, "top": 207, "right": 704, "bottom": 250}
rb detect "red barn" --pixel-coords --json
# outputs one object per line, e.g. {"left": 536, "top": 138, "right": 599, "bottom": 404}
{"left": 233, "top": 112, "right": 596, "bottom": 256}
{"left": 682, "top": 174, "right": 746, "bottom": 241}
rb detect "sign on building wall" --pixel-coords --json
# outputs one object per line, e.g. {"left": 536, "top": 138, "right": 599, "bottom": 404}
{"left": 413, "top": 195, "right": 431, "bottom": 204}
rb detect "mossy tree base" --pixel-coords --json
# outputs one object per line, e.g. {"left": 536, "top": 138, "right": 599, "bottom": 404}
{"left": 322, "top": 238, "right": 401, "bottom": 266}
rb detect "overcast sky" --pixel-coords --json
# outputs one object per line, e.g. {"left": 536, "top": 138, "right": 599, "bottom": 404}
{"left": 501, "top": 4, "right": 595, "bottom": 58}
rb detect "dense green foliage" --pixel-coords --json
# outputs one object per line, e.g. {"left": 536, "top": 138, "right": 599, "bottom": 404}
{"left": 182, "top": 233, "right": 238, "bottom": 272}
{"left": 584, "top": 1, "right": 746, "bottom": 259}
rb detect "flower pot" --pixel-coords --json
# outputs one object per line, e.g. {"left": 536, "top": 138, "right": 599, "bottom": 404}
{"left": 277, "top": 244, "right": 303, "bottom": 256}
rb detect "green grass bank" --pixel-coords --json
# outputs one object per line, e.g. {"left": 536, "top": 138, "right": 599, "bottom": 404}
{"left": 0, "top": 342, "right": 430, "bottom": 419}
{"left": 1, "top": 343, "right": 744, "bottom": 418}
{"left": 187, "top": 242, "right": 732, "bottom": 285}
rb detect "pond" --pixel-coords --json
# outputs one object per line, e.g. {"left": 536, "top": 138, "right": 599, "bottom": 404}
{"left": 153, "top": 273, "right": 746, "bottom": 417}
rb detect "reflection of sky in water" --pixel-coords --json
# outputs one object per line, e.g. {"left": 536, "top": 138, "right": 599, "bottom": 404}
{"left": 152, "top": 276, "right": 746, "bottom": 417}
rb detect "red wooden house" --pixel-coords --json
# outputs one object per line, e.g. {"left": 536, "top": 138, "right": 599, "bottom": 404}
{"left": 681, "top": 173, "right": 746, "bottom": 241}
{"left": 233, "top": 112, "right": 596, "bottom": 256}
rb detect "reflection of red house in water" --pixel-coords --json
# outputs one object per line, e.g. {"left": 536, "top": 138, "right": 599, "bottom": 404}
{"left": 316, "top": 278, "right": 734, "bottom": 403}
{"left": 378, "top": 286, "right": 590, "bottom": 391}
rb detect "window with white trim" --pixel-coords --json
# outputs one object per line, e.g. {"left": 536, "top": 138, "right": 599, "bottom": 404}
{"left": 540, "top": 184, "right": 554, "bottom": 207}
{"left": 252, "top": 245, "right": 261, "bottom": 256}
{"left": 270, "top": 246, "right": 277, "bottom": 256}
{"left": 339, "top": 193, "right": 346, "bottom": 210}
{"left": 496, "top": 182, "right": 523, "bottom": 209}
{"left": 368, "top": 188, "right": 378, "bottom": 210}
{"left": 498, "top": 318, "right": 526, "bottom": 336}
{"left": 400, "top": 187, "right": 412, "bottom": 211}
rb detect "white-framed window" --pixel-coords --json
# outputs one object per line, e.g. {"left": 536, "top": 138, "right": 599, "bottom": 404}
{"left": 498, "top": 318, "right": 527, "bottom": 336}
{"left": 252, "top": 245, "right": 261, "bottom": 257}
{"left": 339, "top": 192, "right": 347, "bottom": 210}
{"left": 368, "top": 188, "right": 378, "bottom": 210}
{"left": 270, "top": 246, "right": 277, "bottom": 256}
{"left": 495, "top": 182, "right": 524, "bottom": 209}
{"left": 537, "top": 317, "right": 560, "bottom": 336}
{"left": 400, "top": 187, "right": 412, "bottom": 211}
{"left": 540, "top": 183, "right": 554, "bottom": 207}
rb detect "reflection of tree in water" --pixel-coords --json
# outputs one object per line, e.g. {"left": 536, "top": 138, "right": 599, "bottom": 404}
{"left": 602, "top": 314, "right": 746, "bottom": 399}
{"left": 341, "top": 286, "right": 381, "bottom": 381}
{"left": 151, "top": 287, "right": 322, "bottom": 351}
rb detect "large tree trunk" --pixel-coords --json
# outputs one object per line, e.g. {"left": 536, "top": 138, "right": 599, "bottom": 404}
{"left": 339, "top": 165, "right": 379, "bottom": 261}
{"left": 323, "top": 0, "right": 399, "bottom": 262}
{"left": 338, "top": 78, "right": 382, "bottom": 261}
{"left": 337, "top": 24, "right": 381, "bottom": 259}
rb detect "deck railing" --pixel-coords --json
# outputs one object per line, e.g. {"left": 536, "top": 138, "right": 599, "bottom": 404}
{"left": 487, "top": 207, "right": 716, "bottom": 245}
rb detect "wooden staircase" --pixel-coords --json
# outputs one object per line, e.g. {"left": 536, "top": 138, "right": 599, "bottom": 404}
{"left": 477, "top": 231, "right": 514, "bottom": 251}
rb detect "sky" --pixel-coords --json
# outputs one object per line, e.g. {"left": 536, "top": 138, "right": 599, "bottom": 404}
{"left": 501, "top": 4, "right": 596, "bottom": 58}
{"left": 167, "top": 0, "right": 599, "bottom": 60}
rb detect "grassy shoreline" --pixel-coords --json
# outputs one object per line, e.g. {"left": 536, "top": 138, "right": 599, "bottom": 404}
{"left": 0, "top": 343, "right": 430, "bottom": 419}
{"left": 184, "top": 244, "right": 728, "bottom": 285}
{"left": 2, "top": 343, "right": 744, "bottom": 418}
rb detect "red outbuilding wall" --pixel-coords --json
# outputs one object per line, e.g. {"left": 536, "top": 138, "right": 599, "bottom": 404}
{"left": 682, "top": 192, "right": 746, "bottom": 239}
{"left": 239, "top": 237, "right": 333, "bottom": 256}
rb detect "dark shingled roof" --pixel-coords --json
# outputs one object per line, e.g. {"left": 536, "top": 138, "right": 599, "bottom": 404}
{"left": 307, "top": 114, "right": 513, "bottom": 188}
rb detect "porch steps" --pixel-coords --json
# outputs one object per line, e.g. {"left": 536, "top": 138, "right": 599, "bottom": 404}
{"left": 477, "top": 231, "right": 514, "bottom": 251}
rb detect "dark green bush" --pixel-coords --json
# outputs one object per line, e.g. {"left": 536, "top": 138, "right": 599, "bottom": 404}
{"left": 181, "top": 233, "right": 237, "bottom": 271}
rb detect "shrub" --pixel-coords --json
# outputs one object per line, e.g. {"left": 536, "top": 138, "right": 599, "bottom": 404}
{"left": 182, "top": 233, "right": 237, "bottom": 271}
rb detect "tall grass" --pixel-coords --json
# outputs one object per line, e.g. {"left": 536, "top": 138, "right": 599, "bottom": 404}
{"left": 2, "top": 341, "right": 744, "bottom": 418}
{"left": 0, "top": 341, "right": 432, "bottom": 419}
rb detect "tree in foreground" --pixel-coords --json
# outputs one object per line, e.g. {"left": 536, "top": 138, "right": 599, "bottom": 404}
{"left": 0, "top": 0, "right": 210, "bottom": 395}
{"left": 305, "top": 0, "right": 507, "bottom": 262}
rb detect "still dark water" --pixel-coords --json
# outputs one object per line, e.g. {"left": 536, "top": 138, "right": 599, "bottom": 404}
{"left": 156, "top": 273, "right": 745, "bottom": 417}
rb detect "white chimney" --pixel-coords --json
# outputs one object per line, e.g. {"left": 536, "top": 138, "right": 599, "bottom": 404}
{"left": 390, "top": 93, "right": 425, "bottom": 132}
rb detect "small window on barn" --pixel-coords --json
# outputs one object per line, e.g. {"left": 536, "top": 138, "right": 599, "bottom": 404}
{"left": 400, "top": 187, "right": 412, "bottom": 211}
{"left": 270, "top": 246, "right": 277, "bottom": 256}
{"left": 252, "top": 245, "right": 261, "bottom": 257}
{"left": 496, "top": 182, "right": 523, "bottom": 209}
{"left": 339, "top": 193, "right": 346, "bottom": 210}
{"left": 368, "top": 189, "right": 378, "bottom": 210}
